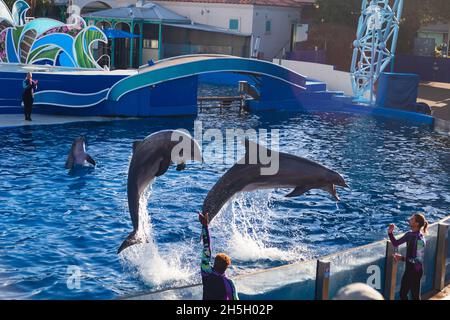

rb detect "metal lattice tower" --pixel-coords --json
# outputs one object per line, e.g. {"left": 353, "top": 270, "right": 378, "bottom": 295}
{"left": 350, "top": 0, "right": 404, "bottom": 103}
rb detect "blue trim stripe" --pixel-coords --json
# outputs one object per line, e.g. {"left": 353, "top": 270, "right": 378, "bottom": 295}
{"left": 34, "top": 89, "right": 109, "bottom": 108}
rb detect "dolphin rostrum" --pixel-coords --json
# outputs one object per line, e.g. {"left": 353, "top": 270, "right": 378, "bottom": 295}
{"left": 118, "top": 130, "right": 202, "bottom": 254}
{"left": 65, "top": 136, "right": 96, "bottom": 169}
{"left": 202, "top": 139, "right": 349, "bottom": 222}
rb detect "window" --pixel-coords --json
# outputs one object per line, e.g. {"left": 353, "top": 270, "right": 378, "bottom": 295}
{"left": 229, "top": 19, "right": 239, "bottom": 30}
{"left": 143, "top": 39, "right": 159, "bottom": 49}
{"left": 265, "top": 20, "right": 271, "bottom": 34}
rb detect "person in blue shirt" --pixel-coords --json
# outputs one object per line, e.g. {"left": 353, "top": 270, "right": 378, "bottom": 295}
{"left": 388, "top": 213, "right": 428, "bottom": 300}
{"left": 199, "top": 212, "right": 239, "bottom": 300}
{"left": 22, "top": 72, "right": 38, "bottom": 121}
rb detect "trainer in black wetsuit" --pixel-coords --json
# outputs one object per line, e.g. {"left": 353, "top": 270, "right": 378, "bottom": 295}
{"left": 199, "top": 212, "right": 238, "bottom": 300}
{"left": 22, "top": 73, "right": 38, "bottom": 121}
{"left": 388, "top": 214, "right": 427, "bottom": 300}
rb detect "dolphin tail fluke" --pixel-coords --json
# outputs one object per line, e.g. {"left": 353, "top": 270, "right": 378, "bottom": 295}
{"left": 117, "top": 232, "right": 143, "bottom": 254}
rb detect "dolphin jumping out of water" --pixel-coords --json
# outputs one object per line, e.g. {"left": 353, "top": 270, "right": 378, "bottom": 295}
{"left": 118, "top": 130, "right": 203, "bottom": 254}
{"left": 203, "top": 139, "right": 349, "bottom": 222}
{"left": 65, "top": 137, "right": 96, "bottom": 169}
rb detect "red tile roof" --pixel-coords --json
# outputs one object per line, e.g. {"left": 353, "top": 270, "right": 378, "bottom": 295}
{"left": 155, "top": 0, "right": 315, "bottom": 8}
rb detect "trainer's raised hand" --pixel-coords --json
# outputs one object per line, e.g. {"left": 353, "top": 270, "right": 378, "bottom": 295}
{"left": 388, "top": 224, "right": 395, "bottom": 234}
{"left": 199, "top": 212, "right": 209, "bottom": 227}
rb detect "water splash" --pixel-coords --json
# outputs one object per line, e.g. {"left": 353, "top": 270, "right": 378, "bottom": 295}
{"left": 120, "top": 188, "right": 309, "bottom": 289}
{"left": 213, "top": 192, "right": 309, "bottom": 264}
{"left": 119, "top": 187, "right": 196, "bottom": 288}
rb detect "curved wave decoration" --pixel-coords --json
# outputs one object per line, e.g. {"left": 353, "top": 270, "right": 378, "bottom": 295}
{"left": 0, "top": 0, "right": 107, "bottom": 69}
{"left": 0, "top": 0, "right": 14, "bottom": 30}
{"left": 11, "top": 0, "right": 29, "bottom": 26}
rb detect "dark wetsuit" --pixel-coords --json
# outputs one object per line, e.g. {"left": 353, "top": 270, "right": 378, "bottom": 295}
{"left": 22, "top": 79, "right": 37, "bottom": 120}
{"left": 201, "top": 225, "right": 238, "bottom": 300}
{"left": 389, "top": 231, "right": 426, "bottom": 300}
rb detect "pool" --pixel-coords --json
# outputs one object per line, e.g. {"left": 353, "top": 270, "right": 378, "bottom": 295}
{"left": 0, "top": 90, "right": 449, "bottom": 299}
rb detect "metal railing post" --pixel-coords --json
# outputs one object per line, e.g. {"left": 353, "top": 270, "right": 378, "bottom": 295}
{"left": 315, "top": 260, "right": 330, "bottom": 300}
{"left": 433, "top": 223, "right": 449, "bottom": 292}
{"left": 384, "top": 241, "right": 398, "bottom": 300}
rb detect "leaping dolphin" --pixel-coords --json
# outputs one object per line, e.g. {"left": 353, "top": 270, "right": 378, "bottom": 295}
{"left": 118, "top": 130, "right": 203, "bottom": 254}
{"left": 65, "top": 137, "right": 96, "bottom": 169}
{"left": 203, "top": 140, "right": 349, "bottom": 222}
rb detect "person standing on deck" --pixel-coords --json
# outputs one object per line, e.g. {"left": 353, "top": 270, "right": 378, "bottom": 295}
{"left": 388, "top": 213, "right": 428, "bottom": 300}
{"left": 199, "top": 212, "right": 239, "bottom": 300}
{"left": 22, "top": 72, "right": 38, "bottom": 121}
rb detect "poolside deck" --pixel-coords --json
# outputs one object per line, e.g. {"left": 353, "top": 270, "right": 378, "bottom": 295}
{"left": 429, "top": 284, "right": 450, "bottom": 300}
{"left": 418, "top": 81, "right": 450, "bottom": 122}
{"left": 0, "top": 114, "right": 121, "bottom": 129}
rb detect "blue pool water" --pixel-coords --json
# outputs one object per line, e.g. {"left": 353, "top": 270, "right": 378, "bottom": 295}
{"left": 0, "top": 98, "right": 449, "bottom": 299}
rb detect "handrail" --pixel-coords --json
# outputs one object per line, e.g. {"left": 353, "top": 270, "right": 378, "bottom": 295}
{"left": 274, "top": 40, "right": 292, "bottom": 60}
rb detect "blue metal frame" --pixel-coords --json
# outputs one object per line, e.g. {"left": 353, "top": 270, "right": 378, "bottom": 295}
{"left": 350, "top": 0, "right": 404, "bottom": 104}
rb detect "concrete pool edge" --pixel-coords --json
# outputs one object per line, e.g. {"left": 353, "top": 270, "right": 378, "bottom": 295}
{"left": 0, "top": 114, "right": 137, "bottom": 129}
{"left": 0, "top": 107, "right": 437, "bottom": 131}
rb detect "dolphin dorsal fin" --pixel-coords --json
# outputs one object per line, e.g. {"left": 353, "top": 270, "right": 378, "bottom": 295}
{"left": 132, "top": 140, "right": 144, "bottom": 153}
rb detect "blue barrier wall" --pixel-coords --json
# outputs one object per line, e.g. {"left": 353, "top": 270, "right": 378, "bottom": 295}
{"left": 394, "top": 55, "right": 450, "bottom": 83}
{"left": 328, "top": 242, "right": 387, "bottom": 299}
{"left": 124, "top": 216, "right": 449, "bottom": 300}
{"left": 376, "top": 73, "right": 420, "bottom": 109}
{"left": 446, "top": 218, "right": 450, "bottom": 284}
{"left": 35, "top": 76, "right": 199, "bottom": 117}
{"left": 0, "top": 71, "right": 126, "bottom": 108}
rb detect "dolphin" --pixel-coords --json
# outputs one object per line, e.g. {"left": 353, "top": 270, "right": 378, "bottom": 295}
{"left": 203, "top": 139, "right": 349, "bottom": 222}
{"left": 65, "top": 137, "right": 96, "bottom": 169}
{"left": 118, "top": 130, "right": 203, "bottom": 254}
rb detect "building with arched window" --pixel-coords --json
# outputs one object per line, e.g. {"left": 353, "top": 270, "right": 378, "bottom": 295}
{"left": 81, "top": 1, "right": 251, "bottom": 69}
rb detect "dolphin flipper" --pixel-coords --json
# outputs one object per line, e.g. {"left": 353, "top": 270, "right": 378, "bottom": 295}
{"left": 285, "top": 186, "right": 312, "bottom": 197}
{"left": 86, "top": 154, "right": 96, "bottom": 166}
{"left": 155, "top": 156, "right": 171, "bottom": 177}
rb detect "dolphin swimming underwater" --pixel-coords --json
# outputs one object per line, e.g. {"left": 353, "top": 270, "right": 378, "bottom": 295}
{"left": 118, "top": 130, "right": 203, "bottom": 254}
{"left": 203, "top": 139, "right": 349, "bottom": 222}
{"left": 65, "top": 137, "right": 96, "bottom": 169}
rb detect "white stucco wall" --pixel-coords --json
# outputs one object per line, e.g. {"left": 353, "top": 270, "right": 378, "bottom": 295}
{"left": 154, "top": 1, "right": 254, "bottom": 33}
{"left": 154, "top": 1, "right": 301, "bottom": 60}
{"left": 275, "top": 59, "right": 353, "bottom": 95}
{"left": 252, "top": 6, "right": 300, "bottom": 60}
{"left": 71, "top": 1, "right": 305, "bottom": 60}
